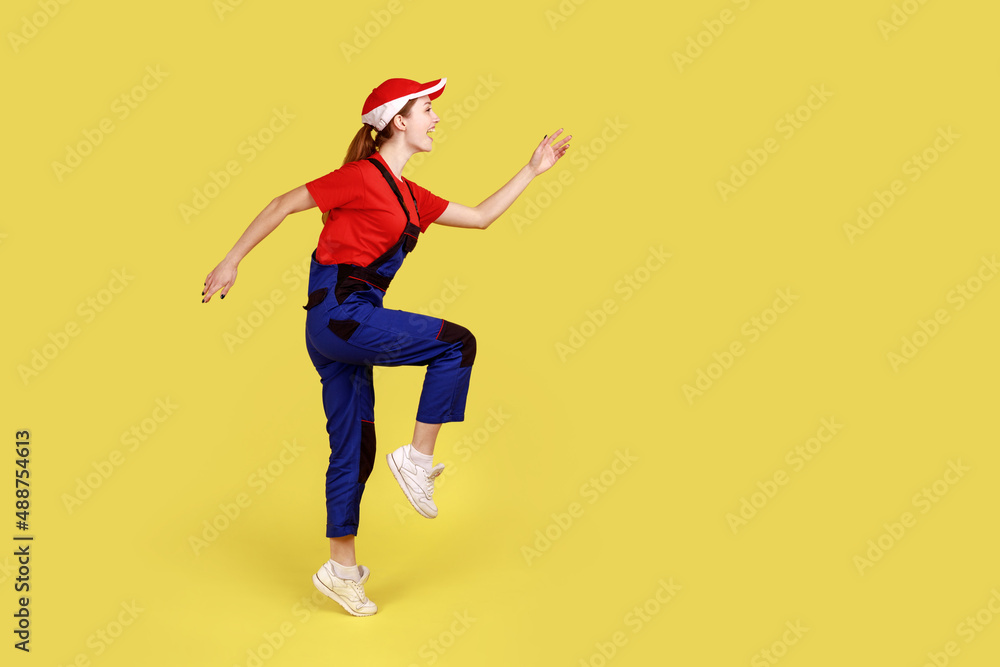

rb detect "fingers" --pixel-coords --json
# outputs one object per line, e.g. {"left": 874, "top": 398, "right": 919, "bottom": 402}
{"left": 551, "top": 131, "right": 571, "bottom": 150}
{"left": 538, "top": 128, "right": 564, "bottom": 148}
{"left": 543, "top": 128, "right": 571, "bottom": 155}
{"left": 202, "top": 271, "right": 229, "bottom": 303}
{"left": 549, "top": 132, "right": 571, "bottom": 162}
{"left": 203, "top": 284, "right": 227, "bottom": 303}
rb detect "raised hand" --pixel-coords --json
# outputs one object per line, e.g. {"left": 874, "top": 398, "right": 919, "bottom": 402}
{"left": 528, "top": 128, "right": 572, "bottom": 176}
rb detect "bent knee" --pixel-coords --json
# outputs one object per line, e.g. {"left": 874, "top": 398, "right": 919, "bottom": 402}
{"left": 437, "top": 320, "right": 476, "bottom": 368}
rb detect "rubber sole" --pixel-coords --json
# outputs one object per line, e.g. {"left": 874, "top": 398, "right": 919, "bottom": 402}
{"left": 386, "top": 452, "right": 436, "bottom": 518}
{"left": 312, "top": 574, "right": 377, "bottom": 617}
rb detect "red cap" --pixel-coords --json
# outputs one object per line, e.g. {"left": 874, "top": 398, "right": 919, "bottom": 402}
{"left": 361, "top": 78, "right": 447, "bottom": 131}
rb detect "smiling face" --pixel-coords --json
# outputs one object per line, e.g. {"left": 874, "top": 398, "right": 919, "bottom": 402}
{"left": 391, "top": 95, "right": 440, "bottom": 153}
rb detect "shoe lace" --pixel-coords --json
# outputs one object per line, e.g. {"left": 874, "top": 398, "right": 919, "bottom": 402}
{"left": 421, "top": 466, "right": 443, "bottom": 497}
{"left": 347, "top": 579, "right": 369, "bottom": 603}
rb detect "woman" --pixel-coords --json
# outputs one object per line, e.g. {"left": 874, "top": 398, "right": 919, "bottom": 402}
{"left": 202, "top": 77, "right": 570, "bottom": 616}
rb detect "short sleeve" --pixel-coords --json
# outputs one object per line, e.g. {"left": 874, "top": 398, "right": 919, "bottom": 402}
{"left": 305, "top": 162, "right": 365, "bottom": 213}
{"left": 407, "top": 180, "right": 450, "bottom": 232}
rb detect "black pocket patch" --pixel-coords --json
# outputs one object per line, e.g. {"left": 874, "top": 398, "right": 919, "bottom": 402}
{"left": 303, "top": 287, "right": 328, "bottom": 311}
{"left": 327, "top": 318, "right": 360, "bottom": 342}
{"left": 358, "top": 419, "right": 376, "bottom": 485}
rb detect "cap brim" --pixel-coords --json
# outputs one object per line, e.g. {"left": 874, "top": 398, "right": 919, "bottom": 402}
{"left": 419, "top": 78, "right": 447, "bottom": 100}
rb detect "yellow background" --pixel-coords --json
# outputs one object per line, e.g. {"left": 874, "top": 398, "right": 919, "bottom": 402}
{"left": 4, "top": 0, "right": 999, "bottom": 664}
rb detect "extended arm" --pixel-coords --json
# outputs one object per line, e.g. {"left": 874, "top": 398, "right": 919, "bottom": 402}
{"left": 434, "top": 128, "right": 571, "bottom": 230}
{"left": 202, "top": 185, "right": 317, "bottom": 302}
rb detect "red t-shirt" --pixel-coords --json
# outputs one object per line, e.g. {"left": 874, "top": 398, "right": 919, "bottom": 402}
{"left": 305, "top": 150, "right": 450, "bottom": 266}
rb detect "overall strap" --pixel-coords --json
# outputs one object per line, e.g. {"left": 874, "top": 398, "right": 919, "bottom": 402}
{"left": 366, "top": 156, "right": 421, "bottom": 226}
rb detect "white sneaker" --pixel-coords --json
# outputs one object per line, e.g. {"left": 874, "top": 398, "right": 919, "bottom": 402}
{"left": 312, "top": 562, "right": 377, "bottom": 616}
{"left": 386, "top": 444, "right": 444, "bottom": 518}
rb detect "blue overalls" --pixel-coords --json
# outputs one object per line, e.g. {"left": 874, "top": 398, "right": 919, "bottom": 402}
{"left": 303, "top": 156, "right": 476, "bottom": 538}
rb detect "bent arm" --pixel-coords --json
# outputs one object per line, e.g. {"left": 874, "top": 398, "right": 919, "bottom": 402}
{"left": 433, "top": 165, "right": 536, "bottom": 230}
{"left": 224, "top": 185, "right": 317, "bottom": 264}
{"left": 202, "top": 185, "right": 317, "bottom": 302}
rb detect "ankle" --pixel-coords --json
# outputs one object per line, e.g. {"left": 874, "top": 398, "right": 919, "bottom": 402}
{"left": 408, "top": 445, "right": 434, "bottom": 471}
{"left": 411, "top": 442, "right": 434, "bottom": 457}
{"left": 329, "top": 558, "right": 362, "bottom": 582}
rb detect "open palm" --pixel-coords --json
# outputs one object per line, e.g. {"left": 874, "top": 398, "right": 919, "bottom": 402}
{"left": 529, "top": 128, "right": 572, "bottom": 176}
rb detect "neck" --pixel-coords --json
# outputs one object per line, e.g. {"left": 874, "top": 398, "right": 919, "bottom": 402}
{"left": 375, "top": 140, "right": 415, "bottom": 181}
